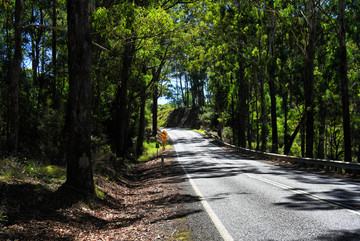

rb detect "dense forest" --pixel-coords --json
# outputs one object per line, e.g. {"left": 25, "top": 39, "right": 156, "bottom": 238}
{"left": 1, "top": 0, "right": 359, "bottom": 192}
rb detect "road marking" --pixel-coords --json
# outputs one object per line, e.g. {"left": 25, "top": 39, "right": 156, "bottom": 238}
{"left": 174, "top": 145, "right": 234, "bottom": 241}
{"left": 205, "top": 151, "right": 360, "bottom": 217}
{"left": 243, "top": 172, "right": 360, "bottom": 216}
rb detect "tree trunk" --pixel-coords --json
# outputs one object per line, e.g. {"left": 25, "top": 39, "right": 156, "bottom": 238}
{"left": 65, "top": 0, "right": 94, "bottom": 194}
{"left": 115, "top": 38, "right": 135, "bottom": 156}
{"left": 185, "top": 73, "right": 189, "bottom": 107}
{"left": 247, "top": 86, "right": 252, "bottom": 149}
{"left": 179, "top": 73, "right": 185, "bottom": 106}
{"left": 152, "top": 84, "right": 158, "bottom": 136}
{"left": 52, "top": 0, "right": 59, "bottom": 108}
{"left": 268, "top": 61, "right": 278, "bottom": 153}
{"left": 301, "top": 120, "right": 306, "bottom": 157}
{"left": 136, "top": 94, "right": 146, "bottom": 156}
{"left": 268, "top": 0, "right": 278, "bottom": 153}
{"left": 317, "top": 100, "right": 326, "bottom": 159}
{"left": 8, "top": 0, "right": 22, "bottom": 154}
{"left": 283, "top": 89, "right": 289, "bottom": 153}
{"left": 255, "top": 71, "right": 260, "bottom": 150}
{"left": 260, "top": 70, "right": 267, "bottom": 152}
{"left": 338, "top": 0, "right": 352, "bottom": 162}
{"left": 304, "top": 0, "right": 316, "bottom": 158}
{"left": 284, "top": 114, "right": 306, "bottom": 155}
{"left": 238, "top": 69, "right": 247, "bottom": 148}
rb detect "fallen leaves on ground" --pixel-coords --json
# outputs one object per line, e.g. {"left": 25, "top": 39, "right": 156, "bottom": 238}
{"left": 0, "top": 155, "right": 191, "bottom": 240}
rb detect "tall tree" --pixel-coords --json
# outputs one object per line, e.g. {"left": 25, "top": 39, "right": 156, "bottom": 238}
{"left": 338, "top": 0, "right": 351, "bottom": 162}
{"left": 304, "top": 0, "right": 316, "bottom": 158}
{"left": 8, "top": 0, "right": 22, "bottom": 154}
{"left": 267, "top": 0, "right": 278, "bottom": 153}
{"left": 65, "top": 0, "right": 94, "bottom": 193}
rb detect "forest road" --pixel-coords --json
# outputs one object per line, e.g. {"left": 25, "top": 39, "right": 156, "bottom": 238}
{"left": 165, "top": 128, "right": 360, "bottom": 241}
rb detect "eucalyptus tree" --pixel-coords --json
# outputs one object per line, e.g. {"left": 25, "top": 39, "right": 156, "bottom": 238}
{"left": 65, "top": 0, "right": 94, "bottom": 193}
{"left": 338, "top": 0, "right": 351, "bottom": 162}
{"left": 8, "top": 0, "right": 22, "bottom": 154}
{"left": 91, "top": 0, "right": 176, "bottom": 156}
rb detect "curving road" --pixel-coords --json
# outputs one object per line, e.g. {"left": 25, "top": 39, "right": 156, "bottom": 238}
{"left": 166, "top": 128, "right": 360, "bottom": 241}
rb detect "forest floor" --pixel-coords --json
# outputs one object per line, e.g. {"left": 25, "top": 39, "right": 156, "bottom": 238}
{"left": 0, "top": 151, "right": 192, "bottom": 240}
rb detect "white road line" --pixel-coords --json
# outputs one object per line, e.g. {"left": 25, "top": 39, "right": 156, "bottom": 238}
{"left": 174, "top": 146, "right": 234, "bottom": 241}
{"left": 205, "top": 149, "right": 360, "bottom": 217}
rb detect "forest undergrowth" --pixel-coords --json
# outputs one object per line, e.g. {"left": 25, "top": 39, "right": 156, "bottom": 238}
{"left": 0, "top": 149, "right": 190, "bottom": 240}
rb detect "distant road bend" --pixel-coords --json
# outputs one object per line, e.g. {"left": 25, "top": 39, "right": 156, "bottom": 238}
{"left": 166, "top": 128, "right": 360, "bottom": 241}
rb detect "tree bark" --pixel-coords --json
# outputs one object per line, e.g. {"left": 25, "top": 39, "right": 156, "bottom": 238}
{"left": 338, "top": 0, "right": 352, "bottom": 162}
{"left": 65, "top": 0, "right": 94, "bottom": 194}
{"left": 284, "top": 114, "right": 306, "bottom": 155}
{"left": 152, "top": 84, "right": 158, "bottom": 136}
{"left": 114, "top": 38, "right": 135, "bottom": 156}
{"left": 136, "top": 94, "right": 146, "bottom": 156}
{"left": 52, "top": 0, "right": 59, "bottom": 108}
{"left": 304, "top": 0, "right": 316, "bottom": 158}
{"left": 268, "top": 0, "right": 278, "bottom": 153}
{"left": 317, "top": 100, "right": 326, "bottom": 159}
{"left": 8, "top": 0, "right": 22, "bottom": 154}
{"left": 268, "top": 60, "right": 278, "bottom": 153}
{"left": 237, "top": 69, "right": 247, "bottom": 148}
{"left": 283, "top": 89, "right": 289, "bottom": 153}
{"left": 260, "top": 70, "right": 267, "bottom": 152}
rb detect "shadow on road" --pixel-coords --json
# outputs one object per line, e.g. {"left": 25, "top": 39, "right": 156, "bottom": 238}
{"left": 316, "top": 229, "right": 360, "bottom": 241}
{"left": 168, "top": 129, "right": 360, "bottom": 215}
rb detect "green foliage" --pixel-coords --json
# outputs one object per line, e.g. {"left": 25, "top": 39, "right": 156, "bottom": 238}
{"left": 0, "top": 212, "right": 7, "bottom": 228}
{"left": 199, "top": 106, "right": 217, "bottom": 129}
{"left": 0, "top": 157, "right": 65, "bottom": 184}
{"left": 137, "top": 139, "right": 171, "bottom": 162}
{"left": 0, "top": 0, "right": 359, "bottom": 177}
{"left": 95, "top": 187, "right": 106, "bottom": 199}
{"left": 158, "top": 105, "right": 175, "bottom": 128}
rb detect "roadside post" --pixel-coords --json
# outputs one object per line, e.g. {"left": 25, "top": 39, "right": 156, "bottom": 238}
{"left": 161, "top": 130, "right": 168, "bottom": 151}
{"left": 160, "top": 130, "right": 168, "bottom": 175}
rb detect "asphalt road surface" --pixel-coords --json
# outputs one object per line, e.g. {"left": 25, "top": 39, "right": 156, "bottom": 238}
{"left": 166, "top": 128, "right": 360, "bottom": 241}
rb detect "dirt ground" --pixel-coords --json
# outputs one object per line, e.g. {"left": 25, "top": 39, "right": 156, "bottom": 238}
{"left": 0, "top": 152, "right": 193, "bottom": 240}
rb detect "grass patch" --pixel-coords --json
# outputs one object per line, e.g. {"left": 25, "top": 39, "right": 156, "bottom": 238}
{"left": 171, "top": 228, "right": 192, "bottom": 241}
{"left": 0, "top": 158, "right": 26, "bottom": 181}
{"left": 158, "top": 104, "right": 175, "bottom": 128}
{"left": 95, "top": 187, "right": 106, "bottom": 199}
{"left": 0, "top": 157, "right": 66, "bottom": 185}
{"left": 0, "top": 213, "right": 7, "bottom": 228}
{"left": 138, "top": 139, "right": 172, "bottom": 162}
{"left": 186, "top": 128, "right": 205, "bottom": 135}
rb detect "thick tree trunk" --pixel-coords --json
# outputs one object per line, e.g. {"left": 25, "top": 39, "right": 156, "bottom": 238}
{"left": 115, "top": 39, "right": 135, "bottom": 156}
{"left": 238, "top": 69, "right": 247, "bottom": 148}
{"left": 267, "top": 0, "right": 278, "bottom": 153}
{"left": 338, "top": 0, "right": 352, "bottom": 162}
{"left": 304, "top": 0, "right": 316, "bottom": 158}
{"left": 65, "top": 0, "right": 94, "bottom": 194}
{"left": 8, "top": 0, "right": 22, "bottom": 154}
{"left": 268, "top": 61, "right": 278, "bottom": 153}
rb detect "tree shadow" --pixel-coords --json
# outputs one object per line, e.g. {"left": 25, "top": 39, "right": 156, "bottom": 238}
{"left": 0, "top": 181, "right": 140, "bottom": 240}
{"left": 316, "top": 229, "right": 360, "bottom": 240}
{"left": 274, "top": 187, "right": 360, "bottom": 212}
